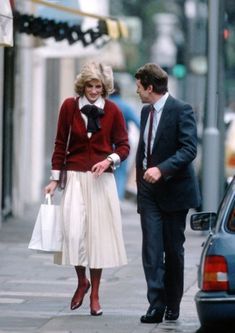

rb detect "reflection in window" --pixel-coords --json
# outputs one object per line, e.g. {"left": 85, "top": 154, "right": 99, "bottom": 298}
{"left": 228, "top": 208, "right": 235, "bottom": 232}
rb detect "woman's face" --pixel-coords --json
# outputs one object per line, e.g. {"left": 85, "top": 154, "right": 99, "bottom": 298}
{"left": 84, "top": 79, "right": 103, "bottom": 103}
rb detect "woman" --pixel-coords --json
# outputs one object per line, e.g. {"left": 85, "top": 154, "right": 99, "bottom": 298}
{"left": 45, "top": 61, "right": 129, "bottom": 316}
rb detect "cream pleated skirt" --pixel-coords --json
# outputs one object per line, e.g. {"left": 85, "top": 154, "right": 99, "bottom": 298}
{"left": 54, "top": 171, "right": 127, "bottom": 268}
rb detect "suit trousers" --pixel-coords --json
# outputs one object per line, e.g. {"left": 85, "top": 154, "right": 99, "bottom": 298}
{"left": 138, "top": 177, "right": 188, "bottom": 311}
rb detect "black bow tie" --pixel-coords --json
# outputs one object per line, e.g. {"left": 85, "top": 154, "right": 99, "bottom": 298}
{"left": 80, "top": 104, "right": 104, "bottom": 133}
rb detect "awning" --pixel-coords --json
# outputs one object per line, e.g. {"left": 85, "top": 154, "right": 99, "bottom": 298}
{"left": 0, "top": 0, "right": 13, "bottom": 47}
{"left": 31, "top": 0, "right": 128, "bottom": 40}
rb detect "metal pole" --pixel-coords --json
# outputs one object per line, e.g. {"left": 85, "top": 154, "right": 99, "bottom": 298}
{"left": 202, "top": 0, "right": 220, "bottom": 211}
{"left": 218, "top": 0, "right": 225, "bottom": 201}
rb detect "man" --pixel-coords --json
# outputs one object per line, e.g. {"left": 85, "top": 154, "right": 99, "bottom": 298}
{"left": 135, "top": 63, "right": 201, "bottom": 324}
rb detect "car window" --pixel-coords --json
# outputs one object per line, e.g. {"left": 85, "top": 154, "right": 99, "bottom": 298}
{"left": 228, "top": 210, "right": 235, "bottom": 231}
{"left": 216, "top": 181, "right": 235, "bottom": 232}
{"left": 227, "top": 199, "right": 235, "bottom": 232}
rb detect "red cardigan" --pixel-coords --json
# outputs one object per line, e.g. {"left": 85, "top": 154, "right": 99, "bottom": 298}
{"left": 52, "top": 97, "right": 130, "bottom": 172}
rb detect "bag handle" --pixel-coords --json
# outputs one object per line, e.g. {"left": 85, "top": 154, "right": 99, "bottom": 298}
{"left": 63, "top": 97, "right": 78, "bottom": 166}
{"left": 45, "top": 193, "right": 52, "bottom": 205}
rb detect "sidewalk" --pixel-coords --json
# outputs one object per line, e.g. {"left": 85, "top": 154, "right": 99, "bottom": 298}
{"left": 0, "top": 200, "right": 205, "bottom": 333}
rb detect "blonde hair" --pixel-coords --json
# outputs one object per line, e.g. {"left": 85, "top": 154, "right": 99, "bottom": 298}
{"left": 74, "top": 62, "right": 114, "bottom": 98}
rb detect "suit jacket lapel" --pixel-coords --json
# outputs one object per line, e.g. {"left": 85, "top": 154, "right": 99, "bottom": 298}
{"left": 153, "top": 95, "right": 174, "bottom": 149}
{"left": 136, "top": 105, "right": 151, "bottom": 167}
{"left": 140, "top": 105, "right": 151, "bottom": 141}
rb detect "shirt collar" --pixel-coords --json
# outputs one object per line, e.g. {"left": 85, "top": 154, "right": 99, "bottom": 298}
{"left": 79, "top": 95, "right": 105, "bottom": 109}
{"left": 153, "top": 92, "right": 169, "bottom": 112}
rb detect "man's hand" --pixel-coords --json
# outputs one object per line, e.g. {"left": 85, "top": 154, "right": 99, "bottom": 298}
{"left": 143, "top": 167, "right": 162, "bottom": 183}
{"left": 92, "top": 158, "right": 112, "bottom": 177}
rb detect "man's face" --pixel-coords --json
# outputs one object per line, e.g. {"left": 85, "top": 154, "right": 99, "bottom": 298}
{"left": 136, "top": 79, "right": 151, "bottom": 103}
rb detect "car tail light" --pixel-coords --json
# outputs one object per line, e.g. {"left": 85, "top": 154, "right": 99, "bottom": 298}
{"left": 202, "top": 255, "right": 229, "bottom": 291}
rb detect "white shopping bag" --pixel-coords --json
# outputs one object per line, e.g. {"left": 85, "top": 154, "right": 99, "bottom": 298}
{"left": 28, "top": 194, "right": 63, "bottom": 252}
{"left": 0, "top": 0, "right": 13, "bottom": 47}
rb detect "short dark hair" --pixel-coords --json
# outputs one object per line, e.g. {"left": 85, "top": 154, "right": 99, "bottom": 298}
{"left": 135, "top": 63, "right": 168, "bottom": 94}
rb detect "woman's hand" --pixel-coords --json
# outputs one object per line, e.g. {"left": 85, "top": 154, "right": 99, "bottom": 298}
{"left": 91, "top": 158, "right": 112, "bottom": 177}
{"left": 44, "top": 180, "right": 58, "bottom": 196}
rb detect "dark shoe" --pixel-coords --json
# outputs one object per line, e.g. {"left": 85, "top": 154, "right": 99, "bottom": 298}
{"left": 165, "top": 307, "right": 180, "bottom": 321}
{"left": 70, "top": 280, "right": 90, "bottom": 310}
{"left": 140, "top": 308, "right": 164, "bottom": 324}
{"left": 90, "top": 308, "right": 103, "bottom": 316}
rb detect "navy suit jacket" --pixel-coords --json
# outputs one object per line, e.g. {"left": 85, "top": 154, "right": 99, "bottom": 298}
{"left": 136, "top": 95, "right": 201, "bottom": 212}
